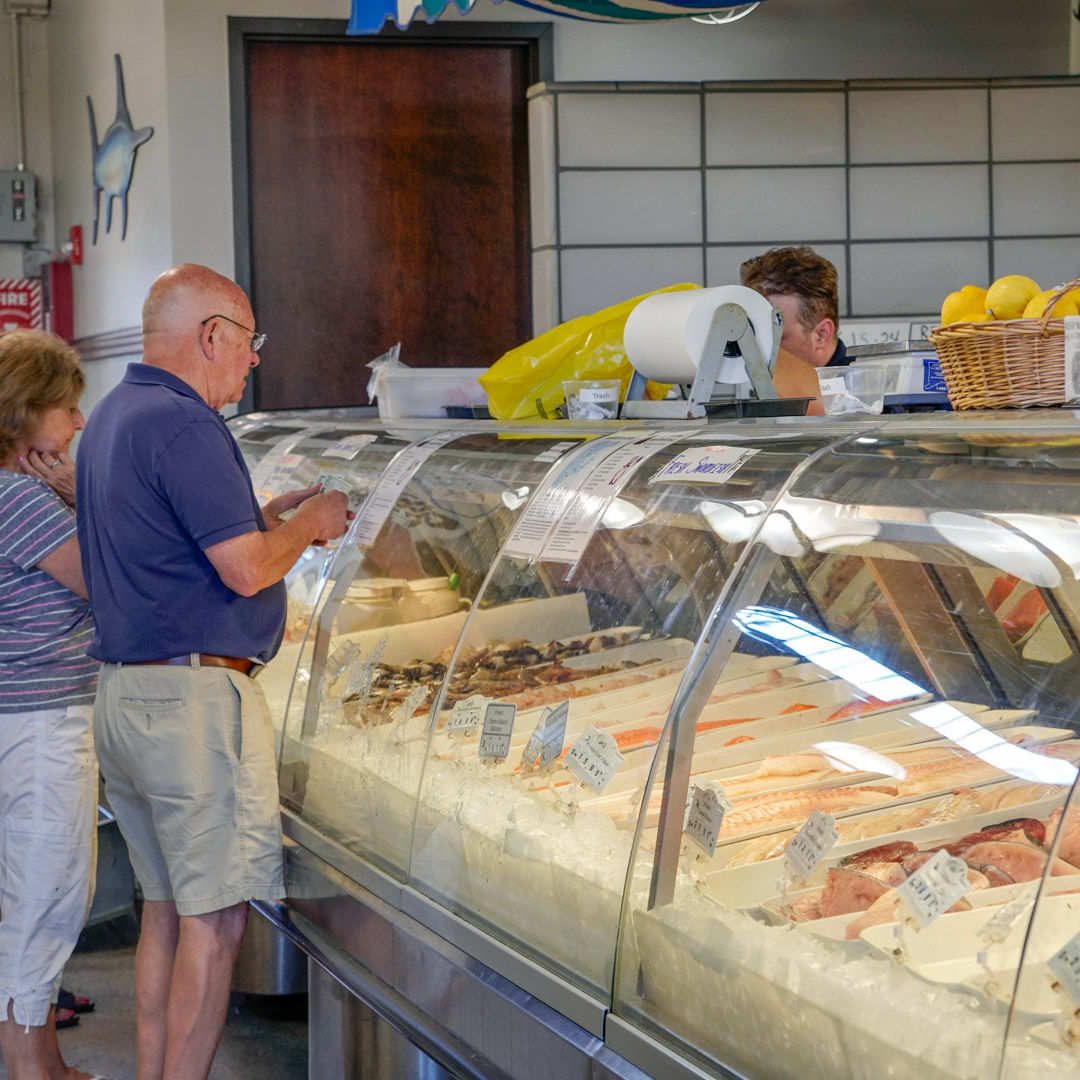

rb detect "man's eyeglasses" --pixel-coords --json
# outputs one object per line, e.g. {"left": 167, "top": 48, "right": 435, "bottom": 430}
{"left": 201, "top": 314, "right": 267, "bottom": 353}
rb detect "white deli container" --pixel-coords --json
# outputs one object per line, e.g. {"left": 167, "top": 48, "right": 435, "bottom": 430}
{"left": 375, "top": 365, "right": 488, "bottom": 419}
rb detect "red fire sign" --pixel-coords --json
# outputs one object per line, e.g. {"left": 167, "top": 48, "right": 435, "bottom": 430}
{"left": 0, "top": 279, "right": 44, "bottom": 334}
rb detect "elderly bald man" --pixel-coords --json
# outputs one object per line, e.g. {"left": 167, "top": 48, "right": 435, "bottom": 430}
{"left": 76, "top": 265, "right": 348, "bottom": 1080}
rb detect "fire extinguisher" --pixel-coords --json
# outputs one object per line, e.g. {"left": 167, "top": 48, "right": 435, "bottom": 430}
{"left": 38, "top": 225, "right": 81, "bottom": 342}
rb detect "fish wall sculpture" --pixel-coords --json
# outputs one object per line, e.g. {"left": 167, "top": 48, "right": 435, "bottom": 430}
{"left": 87, "top": 54, "right": 154, "bottom": 243}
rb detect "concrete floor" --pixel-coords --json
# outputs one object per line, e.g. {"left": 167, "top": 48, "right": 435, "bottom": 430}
{"left": 0, "top": 916, "right": 308, "bottom": 1080}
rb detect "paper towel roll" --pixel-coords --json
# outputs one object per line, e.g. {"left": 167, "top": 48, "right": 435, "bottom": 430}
{"left": 624, "top": 285, "right": 778, "bottom": 385}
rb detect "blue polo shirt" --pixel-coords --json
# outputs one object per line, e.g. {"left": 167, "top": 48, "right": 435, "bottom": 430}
{"left": 77, "top": 363, "right": 285, "bottom": 664}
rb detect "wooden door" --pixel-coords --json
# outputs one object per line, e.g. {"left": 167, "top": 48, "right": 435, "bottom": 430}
{"left": 245, "top": 37, "right": 532, "bottom": 410}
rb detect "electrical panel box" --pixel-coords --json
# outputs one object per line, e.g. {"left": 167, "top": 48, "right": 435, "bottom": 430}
{"left": 0, "top": 171, "right": 37, "bottom": 242}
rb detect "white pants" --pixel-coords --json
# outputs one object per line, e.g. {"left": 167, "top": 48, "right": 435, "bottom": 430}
{"left": 0, "top": 705, "right": 97, "bottom": 1027}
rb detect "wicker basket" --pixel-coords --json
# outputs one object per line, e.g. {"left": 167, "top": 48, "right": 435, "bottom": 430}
{"left": 928, "top": 278, "right": 1080, "bottom": 410}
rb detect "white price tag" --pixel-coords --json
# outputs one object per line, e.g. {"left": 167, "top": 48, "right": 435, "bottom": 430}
{"left": 323, "top": 433, "right": 377, "bottom": 460}
{"left": 446, "top": 694, "right": 489, "bottom": 735}
{"left": 898, "top": 849, "right": 970, "bottom": 929}
{"left": 783, "top": 810, "right": 839, "bottom": 883}
{"left": 649, "top": 445, "right": 759, "bottom": 486}
{"left": 349, "top": 429, "right": 464, "bottom": 549}
{"left": 684, "top": 783, "right": 732, "bottom": 858}
{"left": 1050, "top": 930, "right": 1080, "bottom": 1006}
{"left": 565, "top": 724, "right": 625, "bottom": 794}
{"left": 579, "top": 386, "right": 619, "bottom": 404}
{"left": 477, "top": 703, "right": 517, "bottom": 762}
{"left": 392, "top": 684, "right": 428, "bottom": 724}
{"left": 520, "top": 700, "right": 570, "bottom": 774}
{"left": 1065, "top": 316, "right": 1080, "bottom": 403}
{"left": 818, "top": 377, "right": 845, "bottom": 397}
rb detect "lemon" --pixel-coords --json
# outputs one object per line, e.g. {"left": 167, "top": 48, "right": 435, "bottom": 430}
{"left": 1022, "top": 287, "right": 1080, "bottom": 320}
{"left": 962, "top": 311, "right": 995, "bottom": 323}
{"left": 959, "top": 283, "right": 988, "bottom": 310}
{"left": 985, "top": 275, "right": 1041, "bottom": 320}
{"left": 941, "top": 285, "right": 988, "bottom": 324}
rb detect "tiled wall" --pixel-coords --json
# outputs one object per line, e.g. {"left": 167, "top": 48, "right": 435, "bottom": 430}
{"left": 528, "top": 79, "right": 1080, "bottom": 333}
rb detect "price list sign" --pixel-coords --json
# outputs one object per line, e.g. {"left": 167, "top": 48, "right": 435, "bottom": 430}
{"left": 541, "top": 432, "right": 684, "bottom": 564}
{"left": 684, "top": 783, "right": 732, "bottom": 858}
{"left": 565, "top": 724, "right": 625, "bottom": 794}
{"left": 349, "top": 429, "right": 464, "bottom": 549}
{"left": 478, "top": 703, "right": 517, "bottom": 762}
{"left": 503, "top": 433, "right": 645, "bottom": 560}
{"left": 898, "top": 849, "right": 970, "bottom": 929}
{"left": 783, "top": 810, "right": 838, "bottom": 883}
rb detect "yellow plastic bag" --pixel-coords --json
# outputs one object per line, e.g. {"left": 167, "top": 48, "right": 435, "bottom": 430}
{"left": 480, "top": 283, "right": 700, "bottom": 420}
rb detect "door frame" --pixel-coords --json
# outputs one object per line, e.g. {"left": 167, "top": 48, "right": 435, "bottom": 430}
{"left": 228, "top": 16, "right": 553, "bottom": 412}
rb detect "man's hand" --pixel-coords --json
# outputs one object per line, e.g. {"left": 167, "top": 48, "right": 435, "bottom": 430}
{"left": 292, "top": 489, "right": 350, "bottom": 543}
{"left": 20, "top": 450, "right": 77, "bottom": 507}
{"left": 263, "top": 483, "right": 322, "bottom": 529}
{"left": 206, "top": 488, "right": 351, "bottom": 597}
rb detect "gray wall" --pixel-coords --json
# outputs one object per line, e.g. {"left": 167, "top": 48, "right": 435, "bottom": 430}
{"left": 530, "top": 79, "right": 1080, "bottom": 332}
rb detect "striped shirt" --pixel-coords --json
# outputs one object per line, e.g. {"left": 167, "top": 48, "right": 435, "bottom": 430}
{"left": 0, "top": 471, "right": 97, "bottom": 713}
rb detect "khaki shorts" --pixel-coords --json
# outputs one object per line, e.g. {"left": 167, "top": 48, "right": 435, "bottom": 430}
{"left": 94, "top": 661, "right": 284, "bottom": 917}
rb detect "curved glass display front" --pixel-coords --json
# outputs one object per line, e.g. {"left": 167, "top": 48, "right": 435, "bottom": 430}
{"left": 276, "top": 425, "right": 609, "bottom": 880}
{"left": 231, "top": 412, "right": 396, "bottom": 718}
{"left": 615, "top": 420, "right": 1080, "bottom": 1080}
{"left": 407, "top": 428, "right": 842, "bottom": 998}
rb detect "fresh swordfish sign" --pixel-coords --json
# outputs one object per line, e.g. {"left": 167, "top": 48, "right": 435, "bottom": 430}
{"left": 87, "top": 54, "right": 154, "bottom": 243}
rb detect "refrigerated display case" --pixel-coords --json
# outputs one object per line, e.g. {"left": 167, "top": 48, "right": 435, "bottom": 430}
{"left": 229, "top": 409, "right": 1080, "bottom": 1080}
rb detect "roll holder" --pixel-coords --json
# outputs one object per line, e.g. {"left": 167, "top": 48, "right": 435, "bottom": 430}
{"left": 622, "top": 301, "right": 782, "bottom": 420}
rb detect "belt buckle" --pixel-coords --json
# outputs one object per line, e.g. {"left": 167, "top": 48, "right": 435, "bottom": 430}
{"left": 247, "top": 661, "right": 265, "bottom": 680}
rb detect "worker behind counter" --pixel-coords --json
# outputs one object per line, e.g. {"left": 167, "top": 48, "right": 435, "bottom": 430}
{"left": 741, "top": 245, "right": 850, "bottom": 370}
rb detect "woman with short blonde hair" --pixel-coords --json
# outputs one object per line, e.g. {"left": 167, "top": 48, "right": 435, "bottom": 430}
{"left": 0, "top": 330, "right": 104, "bottom": 1080}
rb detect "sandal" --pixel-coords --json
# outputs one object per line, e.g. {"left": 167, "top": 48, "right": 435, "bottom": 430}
{"left": 57, "top": 988, "right": 95, "bottom": 1014}
{"left": 54, "top": 1006, "right": 79, "bottom": 1030}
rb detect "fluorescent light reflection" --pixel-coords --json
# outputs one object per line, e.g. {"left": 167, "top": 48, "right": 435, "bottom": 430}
{"left": 734, "top": 607, "right": 925, "bottom": 702}
{"left": 501, "top": 486, "right": 530, "bottom": 510}
{"left": 929, "top": 511, "right": 1062, "bottom": 588}
{"left": 700, "top": 499, "right": 767, "bottom": 543}
{"left": 782, "top": 495, "right": 881, "bottom": 553}
{"left": 735, "top": 606, "right": 1079, "bottom": 787}
{"left": 601, "top": 498, "right": 647, "bottom": 530}
{"left": 992, "top": 513, "right": 1080, "bottom": 581}
{"left": 812, "top": 740, "right": 908, "bottom": 779}
{"left": 908, "top": 701, "right": 1078, "bottom": 786}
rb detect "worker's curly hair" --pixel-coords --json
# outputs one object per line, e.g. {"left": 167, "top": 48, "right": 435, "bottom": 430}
{"left": 0, "top": 330, "right": 84, "bottom": 462}
{"left": 740, "top": 246, "right": 839, "bottom": 333}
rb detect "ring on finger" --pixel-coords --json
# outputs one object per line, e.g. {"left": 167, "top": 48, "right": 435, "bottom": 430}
{"left": 48, "top": 459, "right": 59, "bottom": 469}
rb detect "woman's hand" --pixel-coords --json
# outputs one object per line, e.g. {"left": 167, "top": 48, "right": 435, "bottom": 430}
{"left": 19, "top": 450, "right": 76, "bottom": 507}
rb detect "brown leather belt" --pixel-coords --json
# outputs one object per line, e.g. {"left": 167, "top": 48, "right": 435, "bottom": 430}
{"left": 130, "top": 654, "right": 256, "bottom": 676}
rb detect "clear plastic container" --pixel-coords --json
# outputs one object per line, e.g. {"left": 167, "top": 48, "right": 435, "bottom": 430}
{"left": 843, "top": 364, "right": 886, "bottom": 413}
{"left": 563, "top": 379, "right": 621, "bottom": 420}
{"left": 376, "top": 367, "right": 488, "bottom": 419}
{"left": 815, "top": 369, "right": 846, "bottom": 411}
